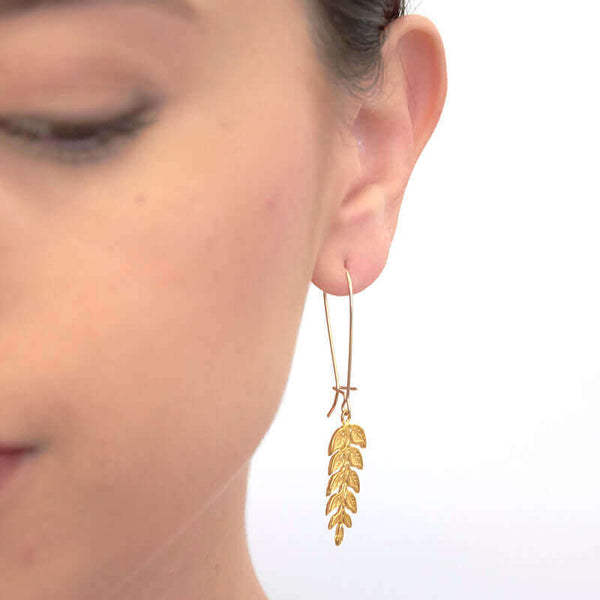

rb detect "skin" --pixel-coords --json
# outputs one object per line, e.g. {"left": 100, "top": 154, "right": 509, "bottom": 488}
{"left": 0, "top": 1, "right": 447, "bottom": 598}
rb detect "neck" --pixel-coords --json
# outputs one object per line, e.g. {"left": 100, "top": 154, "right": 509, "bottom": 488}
{"left": 102, "top": 461, "right": 267, "bottom": 600}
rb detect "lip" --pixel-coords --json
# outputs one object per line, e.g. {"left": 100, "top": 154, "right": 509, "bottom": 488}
{"left": 0, "top": 445, "right": 35, "bottom": 453}
{"left": 0, "top": 446, "right": 37, "bottom": 498}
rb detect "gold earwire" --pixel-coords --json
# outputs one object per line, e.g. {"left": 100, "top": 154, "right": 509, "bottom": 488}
{"left": 323, "top": 266, "right": 367, "bottom": 546}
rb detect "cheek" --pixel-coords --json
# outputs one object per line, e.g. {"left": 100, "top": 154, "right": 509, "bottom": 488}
{"left": 77, "top": 163, "right": 314, "bottom": 461}
{"left": 79, "top": 160, "right": 316, "bottom": 568}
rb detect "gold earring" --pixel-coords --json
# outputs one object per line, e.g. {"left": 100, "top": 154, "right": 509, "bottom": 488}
{"left": 323, "top": 266, "right": 367, "bottom": 546}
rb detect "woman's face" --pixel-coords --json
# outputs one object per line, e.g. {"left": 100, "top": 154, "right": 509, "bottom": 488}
{"left": 0, "top": 0, "right": 350, "bottom": 594}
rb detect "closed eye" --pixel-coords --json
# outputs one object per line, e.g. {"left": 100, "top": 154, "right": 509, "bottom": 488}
{"left": 0, "top": 99, "right": 160, "bottom": 166}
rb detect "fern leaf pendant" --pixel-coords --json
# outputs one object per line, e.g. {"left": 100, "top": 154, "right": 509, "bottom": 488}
{"left": 326, "top": 421, "right": 366, "bottom": 545}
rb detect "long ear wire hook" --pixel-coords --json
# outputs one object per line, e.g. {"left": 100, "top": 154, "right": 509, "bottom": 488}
{"left": 323, "top": 265, "right": 367, "bottom": 546}
{"left": 323, "top": 266, "right": 357, "bottom": 423}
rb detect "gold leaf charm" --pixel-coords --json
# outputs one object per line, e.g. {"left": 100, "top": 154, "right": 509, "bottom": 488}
{"left": 326, "top": 421, "right": 366, "bottom": 545}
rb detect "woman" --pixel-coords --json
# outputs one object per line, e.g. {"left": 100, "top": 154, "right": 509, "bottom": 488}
{"left": 0, "top": 0, "right": 447, "bottom": 598}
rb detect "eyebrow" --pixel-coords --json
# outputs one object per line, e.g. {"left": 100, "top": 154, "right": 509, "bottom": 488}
{"left": 0, "top": 0, "right": 197, "bottom": 20}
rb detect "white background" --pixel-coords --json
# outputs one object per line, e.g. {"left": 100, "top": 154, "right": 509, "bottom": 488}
{"left": 247, "top": 1, "right": 600, "bottom": 598}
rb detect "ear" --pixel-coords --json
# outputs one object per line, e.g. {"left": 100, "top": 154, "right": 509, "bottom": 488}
{"left": 311, "top": 14, "right": 447, "bottom": 295}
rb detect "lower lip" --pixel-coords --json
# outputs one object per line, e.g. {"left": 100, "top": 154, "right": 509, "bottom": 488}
{"left": 0, "top": 449, "right": 35, "bottom": 496}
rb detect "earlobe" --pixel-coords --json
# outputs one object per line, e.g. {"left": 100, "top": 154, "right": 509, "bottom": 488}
{"left": 311, "top": 14, "right": 447, "bottom": 297}
{"left": 312, "top": 182, "right": 392, "bottom": 296}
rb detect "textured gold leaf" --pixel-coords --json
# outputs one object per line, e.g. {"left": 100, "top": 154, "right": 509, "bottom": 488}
{"left": 326, "top": 468, "right": 346, "bottom": 496}
{"left": 335, "top": 523, "right": 344, "bottom": 545}
{"left": 346, "top": 469, "right": 360, "bottom": 492}
{"left": 326, "top": 420, "right": 366, "bottom": 545}
{"left": 349, "top": 424, "right": 367, "bottom": 448}
{"left": 345, "top": 490, "right": 357, "bottom": 513}
{"left": 328, "top": 450, "right": 346, "bottom": 475}
{"left": 328, "top": 510, "right": 343, "bottom": 530}
{"left": 328, "top": 425, "right": 349, "bottom": 455}
{"left": 326, "top": 492, "right": 343, "bottom": 516}
{"left": 347, "top": 446, "right": 363, "bottom": 469}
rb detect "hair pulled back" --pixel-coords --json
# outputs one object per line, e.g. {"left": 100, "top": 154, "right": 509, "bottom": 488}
{"left": 308, "top": 0, "right": 408, "bottom": 98}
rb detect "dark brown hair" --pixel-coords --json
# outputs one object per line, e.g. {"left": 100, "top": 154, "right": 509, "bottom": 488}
{"left": 307, "top": 0, "right": 408, "bottom": 98}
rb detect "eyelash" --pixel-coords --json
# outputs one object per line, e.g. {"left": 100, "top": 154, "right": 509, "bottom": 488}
{"left": 0, "top": 103, "right": 158, "bottom": 166}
